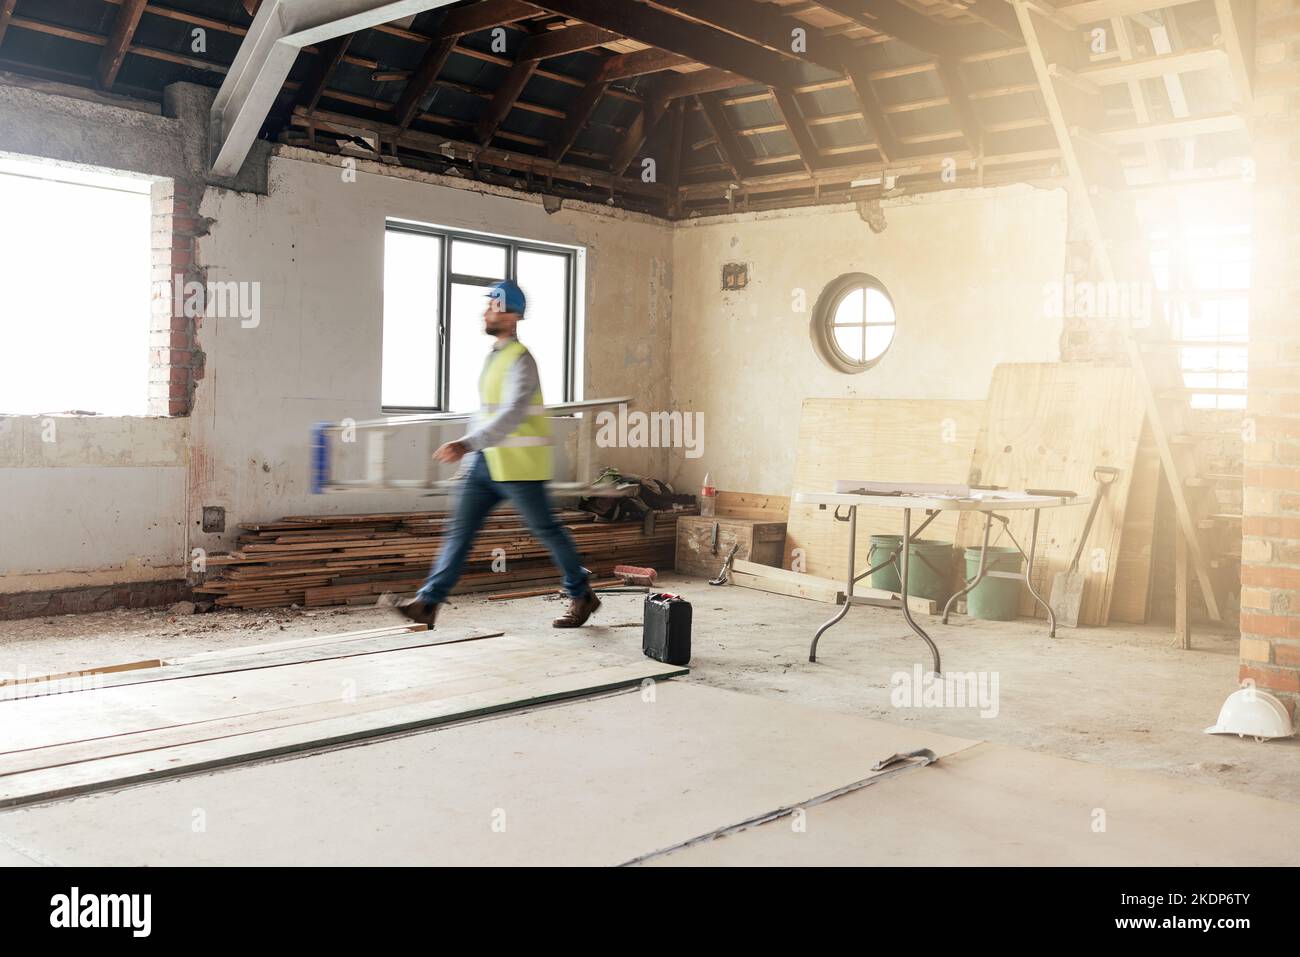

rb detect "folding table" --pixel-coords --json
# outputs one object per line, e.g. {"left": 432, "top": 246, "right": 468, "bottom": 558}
{"left": 795, "top": 482, "right": 1087, "bottom": 674}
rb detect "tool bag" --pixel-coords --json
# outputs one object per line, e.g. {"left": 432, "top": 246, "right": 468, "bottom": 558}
{"left": 643, "top": 592, "right": 692, "bottom": 666}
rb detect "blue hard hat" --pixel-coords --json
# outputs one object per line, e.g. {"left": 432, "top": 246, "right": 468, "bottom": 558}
{"left": 486, "top": 279, "right": 526, "bottom": 317}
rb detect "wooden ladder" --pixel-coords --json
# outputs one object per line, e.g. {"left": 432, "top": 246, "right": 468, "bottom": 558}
{"left": 1013, "top": 0, "right": 1226, "bottom": 627}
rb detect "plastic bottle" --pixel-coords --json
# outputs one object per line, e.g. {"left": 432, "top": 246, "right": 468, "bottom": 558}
{"left": 700, "top": 471, "right": 716, "bottom": 517}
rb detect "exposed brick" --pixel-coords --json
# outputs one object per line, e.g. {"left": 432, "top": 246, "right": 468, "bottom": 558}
{"left": 1241, "top": 586, "right": 1272, "bottom": 609}
{"left": 1244, "top": 515, "right": 1300, "bottom": 539}
{"left": 1276, "top": 642, "right": 1300, "bottom": 667}
{"left": 1241, "top": 612, "right": 1300, "bottom": 639}
{"left": 1239, "top": 664, "right": 1300, "bottom": 693}
{"left": 1241, "top": 637, "right": 1274, "bottom": 662}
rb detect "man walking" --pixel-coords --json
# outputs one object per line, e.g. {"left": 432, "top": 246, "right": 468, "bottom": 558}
{"left": 397, "top": 279, "right": 601, "bottom": 629}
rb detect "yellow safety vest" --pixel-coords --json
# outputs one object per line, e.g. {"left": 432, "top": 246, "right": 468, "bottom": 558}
{"left": 479, "top": 340, "right": 552, "bottom": 482}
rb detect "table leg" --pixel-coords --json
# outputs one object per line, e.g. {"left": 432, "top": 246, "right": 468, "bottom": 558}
{"left": 942, "top": 512, "right": 993, "bottom": 623}
{"left": 809, "top": 505, "right": 856, "bottom": 663}
{"left": 899, "top": 507, "right": 942, "bottom": 676}
{"left": 1022, "top": 508, "right": 1057, "bottom": 638}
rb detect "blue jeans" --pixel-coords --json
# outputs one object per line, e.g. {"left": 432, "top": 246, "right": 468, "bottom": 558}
{"left": 416, "top": 453, "right": 590, "bottom": 605}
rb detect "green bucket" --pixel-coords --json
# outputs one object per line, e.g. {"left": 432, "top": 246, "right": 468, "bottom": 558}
{"left": 964, "top": 546, "right": 1024, "bottom": 620}
{"left": 905, "top": 540, "right": 955, "bottom": 605}
{"left": 870, "top": 536, "right": 954, "bottom": 603}
{"left": 868, "top": 535, "right": 904, "bottom": 593}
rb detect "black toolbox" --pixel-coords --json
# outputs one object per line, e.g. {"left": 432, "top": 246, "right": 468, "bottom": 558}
{"left": 642, "top": 592, "right": 692, "bottom": 666}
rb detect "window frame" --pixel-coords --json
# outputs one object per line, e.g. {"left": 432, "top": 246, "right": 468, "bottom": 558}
{"left": 382, "top": 220, "right": 579, "bottom": 413}
{"left": 810, "top": 271, "right": 897, "bottom": 375}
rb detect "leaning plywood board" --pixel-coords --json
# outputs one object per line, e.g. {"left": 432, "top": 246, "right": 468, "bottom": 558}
{"left": 0, "top": 683, "right": 977, "bottom": 865}
{"left": 784, "top": 399, "right": 984, "bottom": 579}
{"left": 0, "top": 656, "right": 687, "bottom": 808}
{"left": 642, "top": 742, "right": 1300, "bottom": 866}
{"left": 958, "top": 364, "right": 1145, "bottom": 625}
{"left": 1109, "top": 419, "right": 1160, "bottom": 623}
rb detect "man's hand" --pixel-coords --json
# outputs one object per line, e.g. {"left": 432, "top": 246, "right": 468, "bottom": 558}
{"left": 433, "top": 440, "right": 469, "bottom": 464}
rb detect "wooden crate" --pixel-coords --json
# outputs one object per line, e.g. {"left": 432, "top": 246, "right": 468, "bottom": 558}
{"left": 675, "top": 516, "right": 787, "bottom": 579}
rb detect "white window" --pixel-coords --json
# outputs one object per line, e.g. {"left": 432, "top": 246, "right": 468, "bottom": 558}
{"left": 0, "top": 158, "right": 153, "bottom": 416}
{"left": 811, "top": 272, "right": 897, "bottom": 374}
{"left": 382, "top": 222, "right": 578, "bottom": 412}
{"left": 1149, "top": 224, "right": 1250, "bottom": 410}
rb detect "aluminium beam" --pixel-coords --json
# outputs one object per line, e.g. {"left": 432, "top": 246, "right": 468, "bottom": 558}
{"left": 209, "top": 0, "right": 468, "bottom": 177}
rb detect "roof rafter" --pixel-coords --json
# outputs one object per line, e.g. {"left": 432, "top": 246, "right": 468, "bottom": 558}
{"left": 97, "top": 0, "right": 149, "bottom": 88}
{"left": 532, "top": 0, "right": 798, "bottom": 88}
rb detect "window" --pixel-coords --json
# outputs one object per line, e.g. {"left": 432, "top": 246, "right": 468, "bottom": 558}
{"left": 810, "top": 272, "right": 897, "bottom": 374}
{"left": 0, "top": 157, "right": 152, "bottom": 416}
{"left": 382, "top": 222, "right": 578, "bottom": 412}
{"left": 1149, "top": 224, "right": 1250, "bottom": 410}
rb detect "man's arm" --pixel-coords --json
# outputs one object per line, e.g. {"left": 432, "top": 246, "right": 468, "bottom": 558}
{"left": 461, "top": 350, "right": 541, "bottom": 451}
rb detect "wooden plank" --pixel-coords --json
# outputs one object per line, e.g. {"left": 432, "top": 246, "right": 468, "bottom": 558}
{"left": 1175, "top": 525, "right": 1191, "bottom": 649}
{"left": 784, "top": 399, "right": 984, "bottom": 581}
{"left": 716, "top": 490, "right": 789, "bottom": 520}
{"left": 1109, "top": 419, "right": 1160, "bottom": 623}
{"left": 957, "top": 364, "right": 1145, "bottom": 625}
{"left": 97, "top": 0, "right": 148, "bottom": 88}
{"left": 730, "top": 569, "right": 841, "bottom": 603}
{"left": 0, "top": 0, "right": 18, "bottom": 49}
{"left": 731, "top": 560, "right": 936, "bottom": 614}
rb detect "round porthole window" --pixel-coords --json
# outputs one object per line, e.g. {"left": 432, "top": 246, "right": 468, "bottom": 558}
{"left": 810, "top": 272, "right": 896, "bottom": 374}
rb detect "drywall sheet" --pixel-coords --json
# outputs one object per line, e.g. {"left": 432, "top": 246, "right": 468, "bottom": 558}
{"left": 958, "top": 364, "right": 1145, "bottom": 625}
{"left": 784, "top": 398, "right": 984, "bottom": 579}
{"left": 643, "top": 742, "right": 1300, "bottom": 866}
{"left": 0, "top": 635, "right": 685, "bottom": 806}
{"left": 0, "top": 683, "right": 977, "bottom": 865}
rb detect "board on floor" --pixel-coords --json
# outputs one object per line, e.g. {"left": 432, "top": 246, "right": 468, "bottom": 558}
{"left": 0, "top": 629, "right": 685, "bottom": 808}
{"left": 640, "top": 741, "right": 1300, "bottom": 866}
{"left": 0, "top": 683, "right": 977, "bottom": 866}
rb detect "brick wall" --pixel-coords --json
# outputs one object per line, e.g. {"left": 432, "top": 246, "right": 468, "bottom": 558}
{"left": 149, "top": 179, "right": 206, "bottom": 416}
{"left": 1240, "top": 0, "right": 1300, "bottom": 712}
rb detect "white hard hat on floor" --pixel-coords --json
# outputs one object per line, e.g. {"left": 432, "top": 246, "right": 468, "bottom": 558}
{"left": 1205, "top": 687, "right": 1295, "bottom": 742}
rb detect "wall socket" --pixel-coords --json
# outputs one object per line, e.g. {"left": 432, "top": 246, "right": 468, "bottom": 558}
{"left": 201, "top": 506, "right": 226, "bottom": 533}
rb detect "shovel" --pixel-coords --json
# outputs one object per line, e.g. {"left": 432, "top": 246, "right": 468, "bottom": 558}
{"left": 1049, "top": 466, "right": 1120, "bottom": 628}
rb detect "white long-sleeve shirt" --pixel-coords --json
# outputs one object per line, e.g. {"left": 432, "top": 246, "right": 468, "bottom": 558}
{"left": 460, "top": 337, "right": 542, "bottom": 452}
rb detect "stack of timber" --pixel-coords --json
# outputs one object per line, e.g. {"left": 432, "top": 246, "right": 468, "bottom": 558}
{"left": 195, "top": 506, "right": 693, "bottom": 610}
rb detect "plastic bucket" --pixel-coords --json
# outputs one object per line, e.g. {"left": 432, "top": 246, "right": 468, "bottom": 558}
{"left": 964, "top": 546, "right": 1024, "bottom": 620}
{"left": 868, "top": 534, "right": 904, "bottom": 592}
{"left": 905, "top": 540, "right": 955, "bottom": 604}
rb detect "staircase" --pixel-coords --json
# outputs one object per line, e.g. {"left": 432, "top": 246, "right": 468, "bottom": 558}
{"left": 1012, "top": 0, "right": 1250, "bottom": 636}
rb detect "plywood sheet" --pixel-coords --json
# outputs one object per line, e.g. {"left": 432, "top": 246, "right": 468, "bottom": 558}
{"left": 643, "top": 742, "right": 1300, "bottom": 866}
{"left": 785, "top": 399, "right": 985, "bottom": 579}
{"left": 0, "top": 683, "right": 977, "bottom": 865}
{"left": 1109, "top": 420, "right": 1160, "bottom": 624}
{"left": 0, "top": 636, "right": 685, "bottom": 806}
{"left": 958, "top": 364, "right": 1146, "bottom": 625}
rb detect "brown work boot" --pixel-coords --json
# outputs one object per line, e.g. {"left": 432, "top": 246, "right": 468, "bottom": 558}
{"left": 552, "top": 590, "right": 601, "bottom": 628}
{"left": 396, "top": 596, "right": 439, "bottom": 628}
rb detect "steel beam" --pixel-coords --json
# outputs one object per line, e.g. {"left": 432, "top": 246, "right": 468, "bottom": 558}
{"left": 209, "top": 0, "right": 465, "bottom": 176}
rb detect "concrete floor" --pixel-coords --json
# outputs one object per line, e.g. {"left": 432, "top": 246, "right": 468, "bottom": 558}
{"left": 1, "top": 573, "right": 1294, "bottom": 803}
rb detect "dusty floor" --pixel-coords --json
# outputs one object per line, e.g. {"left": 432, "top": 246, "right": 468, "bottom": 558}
{"left": 1, "top": 573, "right": 1295, "bottom": 803}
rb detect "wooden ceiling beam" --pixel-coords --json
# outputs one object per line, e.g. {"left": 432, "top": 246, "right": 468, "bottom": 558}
{"left": 532, "top": 0, "right": 797, "bottom": 88}
{"left": 393, "top": 1, "right": 546, "bottom": 134}
{"left": 476, "top": 24, "right": 618, "bottom": 146}
{"left": 770, "top": 88, "right": 820, "bottom": 173}
{"left": 97, "top": 0, "right": 148, "bottom": 88}
{"left": 298, "top": 33, "right": 352, "bottom": 114}
{"left": 0, "top": 0, "right": 17, "bottom": 49}
{"left": 697, "top": 93, "right": 748, "bottom": 180}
